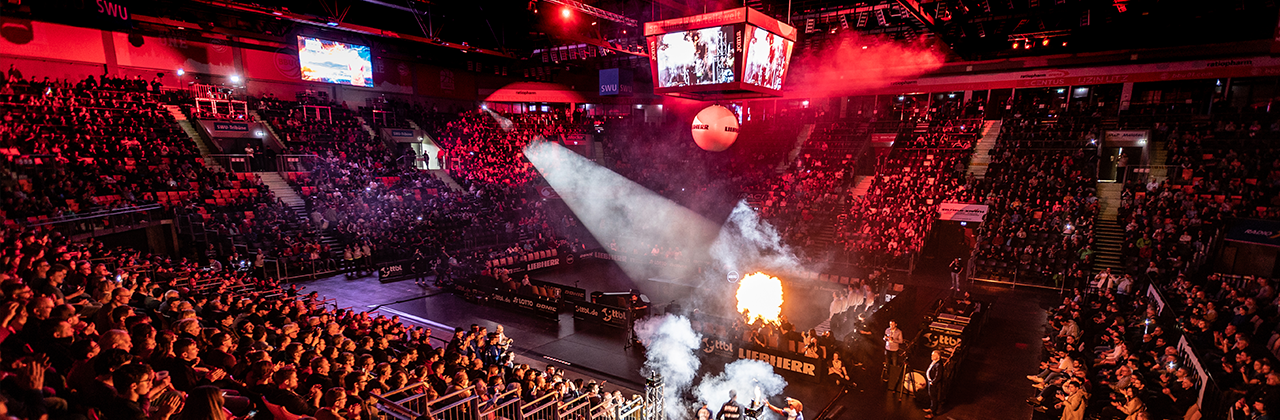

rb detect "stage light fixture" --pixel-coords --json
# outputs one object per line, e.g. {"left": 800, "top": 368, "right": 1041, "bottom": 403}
{"left": 562, "top": 8, "right": 571, "bottom": 18}
{"left": 176, "top": 69, "right": 185, "bottom": 76}
{"left": 230, "top": 74, "right": 241, "bottom": 83}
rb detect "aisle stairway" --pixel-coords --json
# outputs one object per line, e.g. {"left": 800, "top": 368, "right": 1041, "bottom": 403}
{"left": 1149, "top": 141, "right": 1168, "bottom": 167}
{"left": 966, "top": 120, "right": 1003, "bottom": 178}
{"left": 256, "top": 172, "right": 344, "bottom": 259}
{"left": 255, "top": 172, "right": 307, "bottom": 218}
{"left": 164, "top": 105, "right": 223, "bottom": 171}
{"left": 1092, "top": 182, "right": 1127, "bottom": 272}
{"left": 1097, "top": 182, "right": 1124, "bottom": 219}
{"left": 1093, "top": 218, "right": 1125, "bottom": 271}
{"left": 849, "top": 175, "right": 874, "bottom": 198}
{"left": 430, "top": 170, "right": 465, "bottom": 192}
{"left": 249, "top": 110, "right": 287, "bottom": 150}
{"left": 357, "top": 116, "right": 380, "bottom": 141}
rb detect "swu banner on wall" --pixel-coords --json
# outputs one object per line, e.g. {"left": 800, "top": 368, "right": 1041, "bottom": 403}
{"left": 938, "top": 202, "right": 989, "bottom": 222}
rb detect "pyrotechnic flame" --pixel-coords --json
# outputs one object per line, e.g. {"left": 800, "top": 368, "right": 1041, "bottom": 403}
{"left": 736, "top": 272, "right": 784, "bottom": 324}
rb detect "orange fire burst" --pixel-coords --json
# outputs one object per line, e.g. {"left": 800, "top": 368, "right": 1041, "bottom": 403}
{"left": 736, "top": 272, "right": 784, "bottom": 324}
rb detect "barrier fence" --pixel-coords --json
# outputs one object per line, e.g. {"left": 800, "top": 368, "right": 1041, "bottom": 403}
{"left": 372, "top": 384, "right": 645, "bottom": 420}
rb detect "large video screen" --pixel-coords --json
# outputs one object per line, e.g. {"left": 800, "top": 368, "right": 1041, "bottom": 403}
{"left": 652, "top": 25, "right": 738, "bottom": 88}
{"left": 742, "top": 25, "right": 793, "bottom": 91}
{"left": 297, "top": 36, "right": 374, "bottom": 87}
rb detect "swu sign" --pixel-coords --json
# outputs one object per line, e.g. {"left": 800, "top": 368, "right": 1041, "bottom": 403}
{"left": 95, "top": 0, "right": 130, "bottom": 22}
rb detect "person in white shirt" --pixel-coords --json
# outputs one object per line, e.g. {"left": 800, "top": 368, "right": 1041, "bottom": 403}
{"left": 884, "top": 320, "right": 904, "bottom": 380}
{"left": 765, "top": 397, "right": 803, "bottom": 420}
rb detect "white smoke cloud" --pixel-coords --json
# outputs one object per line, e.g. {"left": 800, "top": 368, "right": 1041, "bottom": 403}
{"left": 634, "top": 315, "right": 703, "bottom": 420}
{"left": 633, "top": 315, "right": 791, "bottom": 420}
{"left": 709, "top": 201, "right": 808, "bottom": 278}
{"left": 694, "top": 360, "right": 788, "bottom": 416}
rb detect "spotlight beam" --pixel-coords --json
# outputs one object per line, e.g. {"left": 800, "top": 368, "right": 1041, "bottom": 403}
{"left": 525, "top": 141, "right": 720, "bottom": 281}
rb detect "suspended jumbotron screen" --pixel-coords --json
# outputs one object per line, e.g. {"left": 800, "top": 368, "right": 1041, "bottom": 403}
{"left": 644, "top": 7, "right": 796, "bottom": 100}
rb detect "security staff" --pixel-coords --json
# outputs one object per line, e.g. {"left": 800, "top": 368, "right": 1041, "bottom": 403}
{"left": 716, "top": 390, "right": 744, "bottom": 420}
{"left": 925, "top": 350, "right": 944, "bottom": 419}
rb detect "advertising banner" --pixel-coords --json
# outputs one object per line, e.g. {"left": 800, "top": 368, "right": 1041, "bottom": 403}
{"left": 378, "top": 259, "right": 431, "bottom": 283}
{"left": 599, "top": 68, "right": 634, "bottom": 96}
{"left": 531, "top": 278, "right": 586, "bottom": 302}
{"left": 573, "top": 300, "right": 630, "bottom": 328}
{"left": 1103, "top": 130, "right": 1149, "bottom": 145}
{"left": 1148, "top": 284, "right": 1166, "bottom": 315}
{"left": 485, "top": 249, "right": 575, "bottom": 274}
{"left": 938, "top": 202, "right": 989, "bottom": 222}
{"left": 213, "top": 122, "right": 250, "bottom": 132}
{"left": 870, "top": 133, "right": 898, "bottom": 144}
{"left": 1224, "top": 218, "right": 1280, "bottom": 248}
{"left": 454, "top": 282, "right": 560, "bottom": 319}
{"left": 488, "top": 288, "right": 560, "bottom": 318}
{"left": 700, "top": 336, "right": 825, "bottom": 382}
{"left": 1177, "top": 336, "right": 1209, "bottom": 407}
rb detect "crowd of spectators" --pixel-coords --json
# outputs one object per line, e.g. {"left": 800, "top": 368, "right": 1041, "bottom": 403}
{"left": 0, "top": 221, "right": 641, "bottom": 420}
{"left": 999, "top": 116, "right": 1102, "bottom": 149}
{"left": 969, "top": 123, "right": 1100, "bottom": 286}
{"left": 432, "top": 110, "right": 594, "bottom": 188}
{"left": 257, "top": 99, "right": 371, "bottom": 145}
{"left": 835, "top": 148, "right": 974, "bottom": 269}
{"left": 1026, "top": 286, "right": 1205, "bottom": 420}
{"left": 0, "top": 73, "right": 246, "bottom": 219}
{"left": 893, "top": 119, "right": 982, "bottom": 149}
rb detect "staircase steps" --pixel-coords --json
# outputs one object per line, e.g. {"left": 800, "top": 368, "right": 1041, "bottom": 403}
{"left": 356, "top": 116, "right": 380, "bottom": 141}
{"left": 164, "top": 105, "right": 223, "bottom": 171}
{"left": 249, "top": 110, "right": 287, "bottom": 151}
{"left": 255, "top": 171, "right": 345, "bottom": 258}
{"left": 966, "top": 120, "right": 1003, "bottom": 179}
{"left": 1096, "top": 182, "right": 1125, "bottom": 219}
{"left": 430, "top": 170, "right": 465, "bottom": 192}
{"left": 1092, "top": 217, "right": 1125, "bottom": 271}
{"left": 849, "top": 176, "right": 874, "bottom": 198}
{"left": 1149, "top": 141, "right": 1168, "bottom": 167}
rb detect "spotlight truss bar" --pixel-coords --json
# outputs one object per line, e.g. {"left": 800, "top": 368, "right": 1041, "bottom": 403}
{"left": 542, "top": 0, "right": 639, "bottom": 27}
{"left": 1007, "top": 29, "right": 1071, "bottom": 42}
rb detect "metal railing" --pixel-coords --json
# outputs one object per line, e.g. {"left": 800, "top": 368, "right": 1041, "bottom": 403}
{"left": 18, "top": 204, "right": 167, "bottom": 239}
{"left": 373, "top": 385, "right": 646, "bottom": 420}
{"left": 276, "top": 154, "right": 325, "bottom": 177}
{"left": 1125, "top": 165, "right": 1180, "bottom": 184}
{"left": 207, "top": 153, "right": 269, "bottom": 173}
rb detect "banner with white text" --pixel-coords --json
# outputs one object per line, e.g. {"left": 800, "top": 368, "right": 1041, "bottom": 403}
{"left": 938, "top": 202, "right": 989, "bottom": 222}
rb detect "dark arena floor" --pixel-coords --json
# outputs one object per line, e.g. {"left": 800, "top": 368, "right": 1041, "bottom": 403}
{"left": 302, "top": 259, "right": 1053, "bottom": 420}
